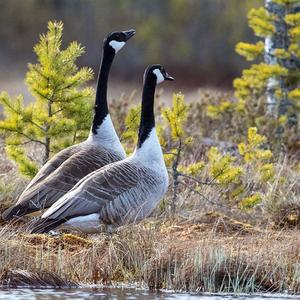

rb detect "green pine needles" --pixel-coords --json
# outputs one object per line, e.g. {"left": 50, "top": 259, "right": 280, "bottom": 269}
{"left": 0, "top": 21, "right": 94, "bottom": 177}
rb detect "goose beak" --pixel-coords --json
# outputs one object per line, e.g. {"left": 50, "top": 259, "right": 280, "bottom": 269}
{"left": 165, "top": 73, "right": 175, "bottom": 81}
{"left": 123, "top": 29, "right": 136, "bottom": 41}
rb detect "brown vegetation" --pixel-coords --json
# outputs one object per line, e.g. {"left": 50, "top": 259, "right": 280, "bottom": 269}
{"left": 0, "top": 219, "right": 299, "bottom": 293}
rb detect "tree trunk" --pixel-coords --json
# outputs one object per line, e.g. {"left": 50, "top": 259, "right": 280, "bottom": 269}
{"left": 265, "top": 0, "right": 300, "bottom": 127}
{"left": 170, "top": 139, "right": 182, "bottom": 217}
{"left": 44, "top": 101, "right": 52, "bottom": 164}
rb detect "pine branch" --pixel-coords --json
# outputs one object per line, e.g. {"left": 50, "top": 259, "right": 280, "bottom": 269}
{"left": 4, "top": 102, "right": 46, "bottom": 132}
{"left": 3, "top": 127, "right": 46, "bottom": 146}
{"left": 52, "top": 108, "right": 64, "bottom": 115}
{"left": 26, "top": 119, "right": 46, "bottom": 132}
{"left": 32, "top": 88, "right": 53, "bottom": 103}
{"left": 30, "top": 64, "right": 49, "bottom": 81}
{"left": 54, "top": 94, "right": 85, "bottom": 103}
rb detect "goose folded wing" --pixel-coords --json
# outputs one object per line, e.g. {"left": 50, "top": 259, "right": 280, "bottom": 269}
{"left": 18, "top": 144, "right": 79, "bottom": 198}
{"left": 41, "top": 161, "right": 142, "bottom": 221}
{"left": 98, "top": 167, "right": 162, "bottom": 225}
{"left": 16, "top": 146, "right": 120, "bottom": 210}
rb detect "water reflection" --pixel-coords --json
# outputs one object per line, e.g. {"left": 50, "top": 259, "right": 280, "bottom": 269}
{"left": 0, "top": 288, "right": 298, "bottom": 300}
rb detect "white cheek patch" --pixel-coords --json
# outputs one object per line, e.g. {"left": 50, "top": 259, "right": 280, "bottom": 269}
{"left": 109, "top": 40, "right": 126, "bottom": 53}
{"left": 153, "top": 69, "right": 164, "bottom": 84}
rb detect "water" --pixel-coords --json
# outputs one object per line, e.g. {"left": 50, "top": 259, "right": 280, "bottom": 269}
{"left": 0, "top": 288, "right": 299, "bottom": 300}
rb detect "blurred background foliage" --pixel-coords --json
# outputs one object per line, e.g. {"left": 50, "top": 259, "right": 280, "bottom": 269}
{"left": 0, "top": 0, "right": 262, "bottom": 88}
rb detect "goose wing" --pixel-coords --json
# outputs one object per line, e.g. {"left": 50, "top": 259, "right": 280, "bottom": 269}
{"left": 17, "top": 145, "right": 122, "bottom": 211}
{"left": 2, "top": 144, "right": 80, "bottom": 220}
{"left": 98, "top": 167, "right": 163, "bottom": 225}
{"left": 41, "top": 160, "right": 141, "bottom": 221}
{"left": 18, "top": 144, "right": 80, "bottom": 198}
{"left": 30, "top": 160, "right": 165, "bottom": 233}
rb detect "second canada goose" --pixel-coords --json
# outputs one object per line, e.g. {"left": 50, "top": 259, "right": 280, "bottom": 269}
{"left": 30, "top": 64, "right": 174, "bottom": 234}
{"left": 2, "top": 29, "right": 135, "bottom": 221}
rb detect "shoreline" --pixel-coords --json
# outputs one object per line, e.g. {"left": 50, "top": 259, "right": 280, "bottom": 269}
{"left": 0, "top": 286, "right": 299, "bottom": 299}
{"left": 1, "top": 217, "right": 299, "bottom": 294}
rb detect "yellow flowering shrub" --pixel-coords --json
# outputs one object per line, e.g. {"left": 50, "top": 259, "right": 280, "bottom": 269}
{"left": 163, "top": 149, "right": 178, "bottom": 168}
{"left": 122, "top": 103, "right": 141, "bottom": 153}
{"left": 236, "top": 42, "right": 264, "bottom": 61}
{"left": 238, "top": 127, "right": 274, "bottom": 183}
{"left": 240, "top": 193, "right": 262, "bottom": 209}
{"left": 182, "top": 161, "right": 205, "bottom": 176}
{"left": 248, "top": 7, "right": 275, "bottom": 37}
{"left": 207, "top": 147, "right": 242, "bottom": 185}
{"left": 162, "top": 93, "right": 188, "bottom": 140}
{"left": 206, "top": 100, "right": 234, "bottom": 119}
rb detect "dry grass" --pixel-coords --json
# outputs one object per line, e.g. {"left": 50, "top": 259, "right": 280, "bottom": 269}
{"left": 0, "top": 219, "right": 299, "bottom": 293}
{"left": 0, "top": 142, "right": 27, "bottom": 221}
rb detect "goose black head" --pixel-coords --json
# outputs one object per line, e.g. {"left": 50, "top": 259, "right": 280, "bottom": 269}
{"left": 144, "top": 64, "right": 175, "bottom": 85}
{"left": 104, "top": 29, "right": 135, "bottom": 54}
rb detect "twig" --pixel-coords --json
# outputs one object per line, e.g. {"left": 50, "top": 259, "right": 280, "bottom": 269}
{"left": 164, "top": 152, "right": 177, "bottom": 156}
{"left": 177, "top": 172, "right": 219, "bottom": 186}
{"left": 178, "top": 181, "right": 229, "bottom": 209}
{"left": 52, "top": 108, "right": 64, "bottom": 116}
{"left": 2, "top": 128, "right": 46, "bottom": 146}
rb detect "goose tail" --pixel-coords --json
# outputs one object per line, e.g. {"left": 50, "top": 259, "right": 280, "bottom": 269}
{"left": 29, "top": 218, "right": 65, "bottom": 234}
{"left": 2, "top": 204, "right": 32, "bottom": 221}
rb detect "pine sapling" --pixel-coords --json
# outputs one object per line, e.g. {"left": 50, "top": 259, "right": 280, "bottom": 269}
{"left": 0, "top": 21, "right": 94, "bottom": 177}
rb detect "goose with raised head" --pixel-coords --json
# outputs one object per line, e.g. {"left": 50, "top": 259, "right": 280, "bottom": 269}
{"left": 2, "top": 29, "right": 135, "bottom": 221}
{"left": 30, "top": 64, "right": 174, "bottom": 234}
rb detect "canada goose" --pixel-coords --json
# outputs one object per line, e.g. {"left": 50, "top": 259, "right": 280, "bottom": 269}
{"left": 2, "top": 29, "right": 135, "bottom": 221}
{"left": 29, "top": 64, "right": 174, "bottom": 234}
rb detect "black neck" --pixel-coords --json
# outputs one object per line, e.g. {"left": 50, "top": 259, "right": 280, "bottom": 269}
{"left": 92, "top": 47, "right": 115, "bottom": 134}
{"left": 137, "top": 75, "right": 156, "bottom": 148}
